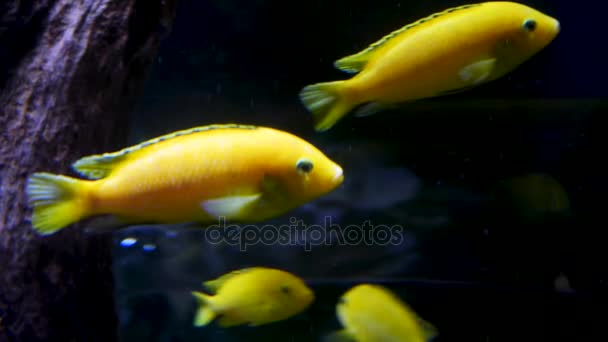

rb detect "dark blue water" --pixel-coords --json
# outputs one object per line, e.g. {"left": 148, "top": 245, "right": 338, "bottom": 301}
{"left": 114, "top": 0, "right": 608, "bottom": 340}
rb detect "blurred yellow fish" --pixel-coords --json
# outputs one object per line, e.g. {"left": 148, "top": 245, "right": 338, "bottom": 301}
{"left": 324, "top": 284, "right": 437, "bottom": 342}
{"left": 25, "top": 124, "right": 344, "bottom": 235}
{"left": 496, "top": 172, "right": 570, "bottom": 222}
{"left": 300, "top": 1, "right": 561, "bottom": 131}
{"left": 191, "top": 267, "right": 315, "bottom": 327}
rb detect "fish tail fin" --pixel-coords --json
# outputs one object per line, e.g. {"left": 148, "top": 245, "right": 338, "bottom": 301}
{"left": 25, "top": 172, "right": 92, "bottom": 235}
{"left": 299, "top": 81, "right": 356, "bottom": 132}
{"left": 192, "top": 291, "right": 216, "bottom": 327}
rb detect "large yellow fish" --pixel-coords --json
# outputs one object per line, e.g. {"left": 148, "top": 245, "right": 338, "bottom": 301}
{"left": 324, "top": 284, "right": 437, "bottom": 342}
{"left": 300, "top": 1, "right": 561, "bottom": 131}
{"left": 25, "top": 124, "right": 344, "bottom": 235}
{"left": 191, "top": 267, "right": 315, "bottom": 327}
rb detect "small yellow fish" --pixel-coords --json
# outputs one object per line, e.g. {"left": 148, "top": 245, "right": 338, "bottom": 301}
{"left": 325, "top": 284, "right": 437, "bottom": 342}
{"left": 25, "top": 124, "right": 344, "bottom": 235}
{"left": 496, "top": 172, "right": 570, "bottom": 221}
{"left": 300, "top": 1, "right": 561, "bottom": 131}
{"left": 191, "top": 267, "right": 315, "bottom": 327}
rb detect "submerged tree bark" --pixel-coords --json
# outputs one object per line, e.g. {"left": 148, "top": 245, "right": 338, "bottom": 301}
{"left": 0, "top": 0, "right": 177, "bottom": 340}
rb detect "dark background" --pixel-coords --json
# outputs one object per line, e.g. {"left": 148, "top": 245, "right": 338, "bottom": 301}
{"left": 113, "top": 0, "right": 608, "bottom": 341}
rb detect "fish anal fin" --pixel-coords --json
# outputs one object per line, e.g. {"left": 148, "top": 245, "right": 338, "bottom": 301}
{"left": 322, "top": 330, "right": 356, "bottom": 342}
{"left": 83, "top": 215, "right": 133, "bottom": 233}
{"left": 201, "top": 194, "right": 262, "bottom": 220}
{"left": 437, "top": 84, "right": 478, "bottom": 96}
{"left": 217, "top": 317, "right": 242, "bottom": 327}
{"left": 353, "top": 102, "right": 395, "bottom": 117}
{"left": 416, "top": 315, "right": 438, "bottom": 340}
{"left": 215, "top": 312, "right": 249, "bottom": 328}
{"left": 458, "top": 58, "right": 496, "bottom": 85}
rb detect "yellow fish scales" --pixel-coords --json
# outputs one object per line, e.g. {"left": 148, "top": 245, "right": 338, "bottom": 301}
{"left": 25, "top": 124, "right": 344, "bottom": 235}
{"left": 300, "top": 1, "right": 561, "bottom": 131}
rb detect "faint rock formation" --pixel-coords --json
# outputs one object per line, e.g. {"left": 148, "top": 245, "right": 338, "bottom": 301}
{"left": 0, "top": 0, "right": 177, "bottom": 340}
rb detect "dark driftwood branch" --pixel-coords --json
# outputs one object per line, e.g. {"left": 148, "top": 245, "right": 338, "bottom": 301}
{"left": 0, "top": 0, "right": 177, "bottom": 340}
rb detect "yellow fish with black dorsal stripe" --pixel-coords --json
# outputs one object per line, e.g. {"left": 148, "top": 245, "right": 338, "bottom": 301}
{"left": 25, "top": 124, "right": 344, "bottom": 235}
{"left": 300, "top": 1, "right": 561, "bottom": 132}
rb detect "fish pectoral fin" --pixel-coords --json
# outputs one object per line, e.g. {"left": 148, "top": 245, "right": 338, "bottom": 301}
{"left": 322, "top": 330, "right": 356, "bottom": 342}
{"left": 458, "top": 58, "right": 496, "bottom": 85}
{"left": 201, "top": 194, "right": 262, "bottom": 220}
{"left": 353, "top": 102, "right": 394, "bottom": 117}
{"left": 217, "top": 313, "right": 245, "bottom": 327}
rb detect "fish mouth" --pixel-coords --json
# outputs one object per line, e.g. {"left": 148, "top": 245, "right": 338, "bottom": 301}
{"left": 332, "top": 166, "right": 344, "bottom": 184}
{"left": 305, "top": 289, "right": 315, "bottom": 304}
{"left": 554, "top": 19, "right": 560, "bottom": 33}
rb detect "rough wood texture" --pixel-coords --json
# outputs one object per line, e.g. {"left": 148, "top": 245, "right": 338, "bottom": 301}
{"left": 0, "top": 0, "right": 177, "bottom": 340}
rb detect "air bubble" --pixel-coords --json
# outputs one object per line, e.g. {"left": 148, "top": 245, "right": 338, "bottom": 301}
{"left": 120, "top": 237, "right": 137, "bottom": 247}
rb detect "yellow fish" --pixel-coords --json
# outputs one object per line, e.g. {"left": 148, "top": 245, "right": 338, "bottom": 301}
{"left": 300, "top": 1, "right": 561, "bottom": 131}
{"left": 25, "top": 124, "right": 344, "bottom": 235}
{"left": 496, "top": 173, "right": 570, "bottom": 221}
{"left": 191, "top": 267, "right": 315, "bottom": 327}
{"left": 325, "top": 284, "right": 437, "bottom": 342}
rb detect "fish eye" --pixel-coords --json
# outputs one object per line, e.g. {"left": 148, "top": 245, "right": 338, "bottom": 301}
{"left": 522, "top": 19, "right": 537, "bottom": 32}
{"left": 338, "top": 297, "right": 347, "bottom": 305}
{"left": 280, "top": 286, "right": 291, "bottom": 294}
{"left": 296, "top": 159, "right": 314, "bottom": 174}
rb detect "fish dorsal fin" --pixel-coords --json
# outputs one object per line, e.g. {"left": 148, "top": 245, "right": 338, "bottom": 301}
{"left": 203, "top": 267, "right": 256, "bottom": 293}
{"left": 334, "top": 3, "right": 481, "bottom": 74}
{"left": 72, "top": 124, "right": 258, "bottom": 179}
{"left": 334, "top": 52, "right": 373, "bottom": 74}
